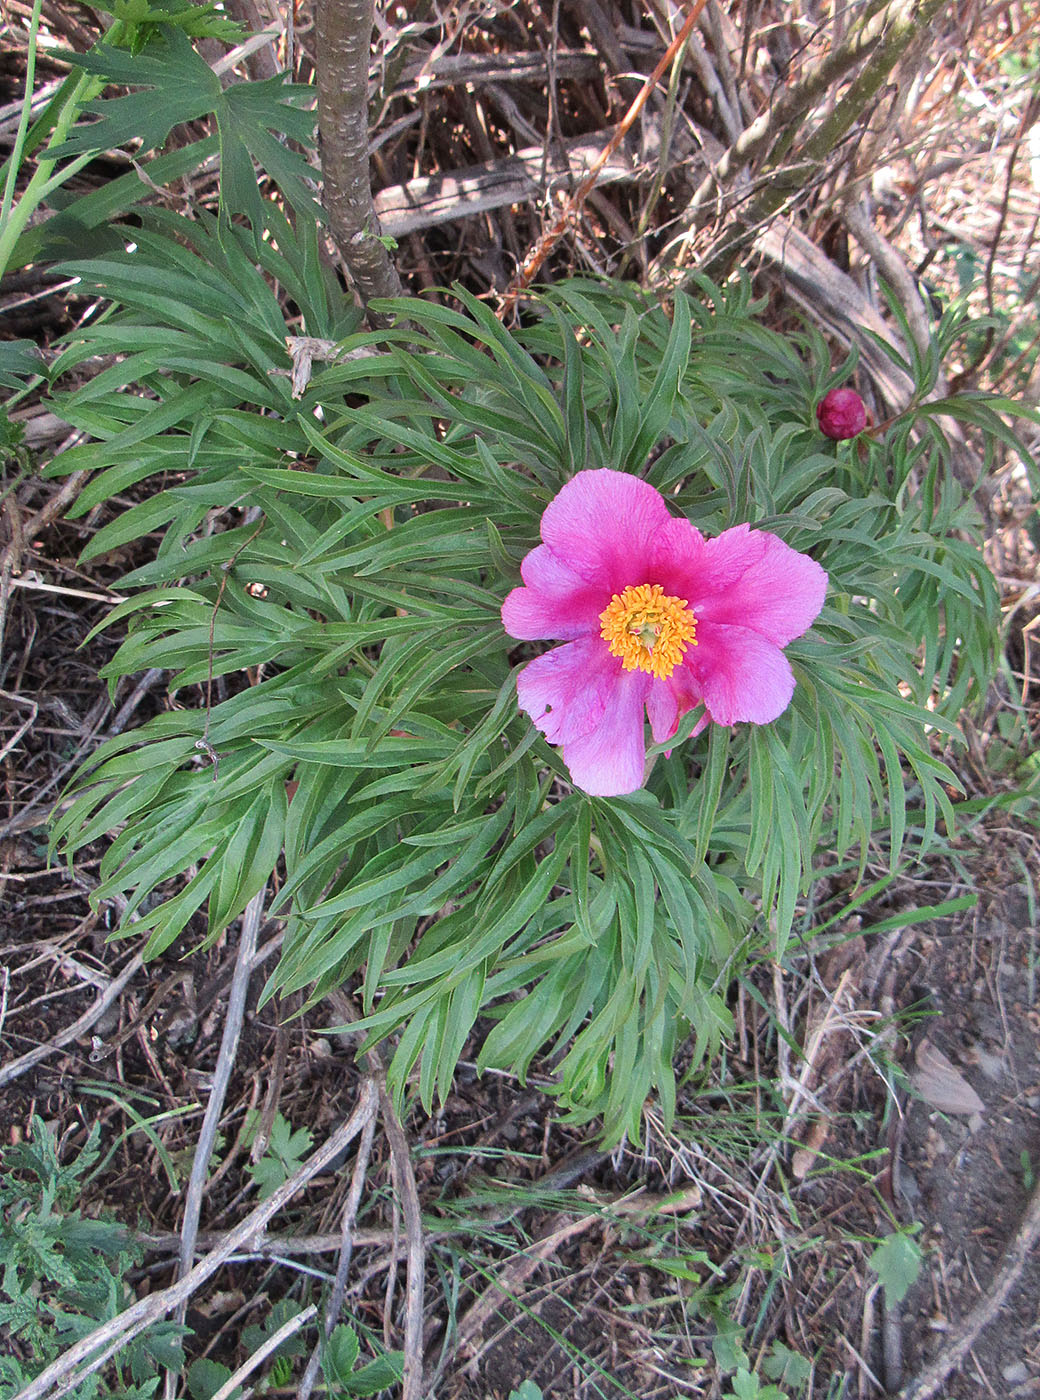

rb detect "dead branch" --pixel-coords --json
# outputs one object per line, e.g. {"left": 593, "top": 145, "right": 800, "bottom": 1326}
{"left": 373, "top": 130, "right": 655, "bottom": 241}
{"left": 499, "top": 0, "right": 710, "bottom": 314}
{"left": 667, "top": 0, "right": 945, "bottom": 270}
{"left": 844, "top": 202, "right": 933, "bottom": 361}
{"left": 752, "top": 218, "right": 914, "bottom": 406}
{"left": 379, "top": 1086, "right": 425, "bottom": 1400}
{"left": 296, "top": 1105, "right": 378, "bottom": 1400}
{"left": 702, "top": 0, "right": 948, "bottom": 281}
{"left": 13, "top": 1080, "right": 380, "bottom": 1400}
{"left": 0, "top": 951, "right": 145, "bottom": 1091}
{"left": 897, "top": 1170, "right": 1040, "bottom": 1400}
{"left": 175, "top": 888, "right": 267, "bottom": 1306}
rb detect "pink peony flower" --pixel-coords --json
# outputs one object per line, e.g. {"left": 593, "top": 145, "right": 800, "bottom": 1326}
{"left": 502, "top": 470, "right": 827, "bottom": 796}
{"left": 816, "top": 387, "right": 866, "bottom": 440}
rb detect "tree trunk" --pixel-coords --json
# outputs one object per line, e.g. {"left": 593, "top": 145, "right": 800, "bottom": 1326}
{"left": 315, "top": 0, "right": 402, "bottom": 317}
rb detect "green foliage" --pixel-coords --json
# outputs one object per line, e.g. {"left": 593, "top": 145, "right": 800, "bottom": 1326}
{"left": 762, "top": 1343, "right": 812, "bottom": 1390}
{"left": 241, "top": 1298, "right": 310, "bottom": 1363}
{"left": 0, "top": 339, "right": 47, "bottom": 390}
{"left": 45, "top": 196, "right": 1021, "bottom": 1140}
{"left": 724, "top": 1368, "right": 787, "bottom": 1400}
{"left": 186, "top": 1357, "right": 241, "bottom": 1400}
{"left": 322, "top": 1325, "right": 361, "bottom": 1386}
{"left": 244, "top": 1113, "right": 314, "bottom": 1199}
{"left": 52, "top": 26, "right": 320, "bottom": 240}
{"left": 0, "top": 1117, "right": 186, "bottom": 1399}
{"left": 184, "top": 1303, "right": 401, "bottom": 1398}
{"left": 867, "top": 1226, "right": 923, "bottom": 1308}
{"left": 322, "top": 1324, "right": 404, "bottom": 1395}
{"left": 0, "top": 8, "right": 319, "bottom": 277}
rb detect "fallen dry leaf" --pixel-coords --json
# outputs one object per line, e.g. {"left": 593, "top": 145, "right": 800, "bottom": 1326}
{"left": 912, "top": 1038, "right": 986, "bottom": 1116}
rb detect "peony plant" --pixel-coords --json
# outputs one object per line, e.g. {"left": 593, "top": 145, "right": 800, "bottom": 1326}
{"left": 49, "top": 228, "right": 1004, "bottom": 1139}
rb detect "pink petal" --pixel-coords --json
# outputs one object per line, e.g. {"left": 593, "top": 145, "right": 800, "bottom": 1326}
{"left": 515, "top": 638, "right": 650, "bottom": 795}
{"left": 563, "top": 668, "right": 651, "bottom": 796}
{"left": 516, "top": 637, "right": 618, "bottom": 747}
{"left": 689, "top": 525, "right": 827, "bottom": 647}
{"left": 645, "top": 678, "right": 679, "bottom": 745}
{"left": 647, "top": 516, "right": 708, "bottom": 593}
{"left": 646, "top": 666, "right": 703, "bottom": 744}
{"left": 686, "top": 622, "right": 796, "bottom": 726}
{"left": 502, "top": 544, "right": 607, "bottom": 640}
{"left": 540, "top": 470, "right": 672, "bottom": 591}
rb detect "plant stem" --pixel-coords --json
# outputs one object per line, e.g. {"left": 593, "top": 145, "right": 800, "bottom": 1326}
{"left": 315, "top": 0, "right": 402, "bottom": 317}
{"left": 0, "top": 0, "right": 44, "bottom": 230}
{"left": 701, "top": 0, "right": 946, "bottom": 282}
{"left": 0, "top": 29, "right": 123, "bottom": 283}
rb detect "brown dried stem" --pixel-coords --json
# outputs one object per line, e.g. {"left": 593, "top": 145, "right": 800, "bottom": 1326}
{"left": 668, "top": 0, "right": 943, "bottom": 272}
{"left": 174, "top": 888, "right": 267, "bottom": 1312}
{"left": 0, "top": 950, "right": 144, "bottom": 1091}
{"left": 700, "top": 0, "right": 947, "bottom": 281}
{"left": 14, "top": 1080, "right": 381, "bottom": 1400}
{"left": 499, "top": 0, "right": 709, "bottom": 315}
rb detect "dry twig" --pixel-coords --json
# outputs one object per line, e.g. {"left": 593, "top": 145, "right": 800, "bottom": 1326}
{"left": 499, "top": 0, "right": 709, "bottom": 314}
{"left": 174, "top": 890, "right": 267, "bottom": 1305}
{"left": 379, "top": 1085, "right": 425, "bottom": 1400}
{"left": 897, "top": 1170, "right": 1040, "bottom": 1400}
{"left": 13, "top": 1080, "right": 380, "bottom": 1400}
{"left": 296, "top": 1105, "right": 379, "bottom": 1400}
{"left": 0, "top": 951, "right": 144, "bottom": 1091}
{"left": 208, "top": 1303, "right": 318, "bottom": 1400}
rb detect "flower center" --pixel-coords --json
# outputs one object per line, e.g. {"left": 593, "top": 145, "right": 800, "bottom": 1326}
{"left": 599, "top": 583, "right": 697, "bottom": 680}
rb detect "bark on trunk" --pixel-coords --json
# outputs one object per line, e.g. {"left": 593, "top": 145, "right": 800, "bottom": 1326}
{"left": 315, "top": 0, "right": 402, "bottom": 317}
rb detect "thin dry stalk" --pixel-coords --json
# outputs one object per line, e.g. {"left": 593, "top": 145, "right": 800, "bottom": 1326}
{"left": 174, "top": 887, "right": 267, "bottom": 1309}
{"left": 499, "top": 0, "right": 709, "bottom": 314}
{"left": 296, "top": 1104, "right": 379, "bottom": 1400}
{"left": 0, "top": 951, "right": 144, "bottom": 1091}
{"left": 208, "top": 1303, "right": 318, "bottom": 1400}
{"left": 379, "top": 1086, "right": 425, "bottom": 1400}
{"left": 323, "top": 990, "right": 425, "bottom": 1398}
{"left": 456, "top": 1210, "right": 607, "bottom": 1370}
{"left": 14, "top": 1080, "right": 380, "bottom": 1400}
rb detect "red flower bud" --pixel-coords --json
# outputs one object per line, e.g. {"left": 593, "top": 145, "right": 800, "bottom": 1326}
{"left": 816, "top": 387, "right": 866, "bottom": 440}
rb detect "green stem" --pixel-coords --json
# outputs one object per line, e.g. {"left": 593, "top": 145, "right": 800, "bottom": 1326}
{"left": 0, "top": 0, "right": 44, "bottom": 229}
{"left": 0, "top": 22, "right": 125, "bottom": 282}
{"left": 37, "top": 149, "right": 102, "bottom": 203}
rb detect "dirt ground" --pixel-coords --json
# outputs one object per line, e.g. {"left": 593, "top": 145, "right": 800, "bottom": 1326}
{"left": 5, "top": 576, "right": 1040, "bottom": 1397}
{"left": 899, "top": 880, "right": 1040, "bottom": 1399}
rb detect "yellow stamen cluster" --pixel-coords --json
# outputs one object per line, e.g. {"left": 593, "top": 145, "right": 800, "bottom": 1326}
{"left": 599, "top": 583, "right": 697, "bottom": 680}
